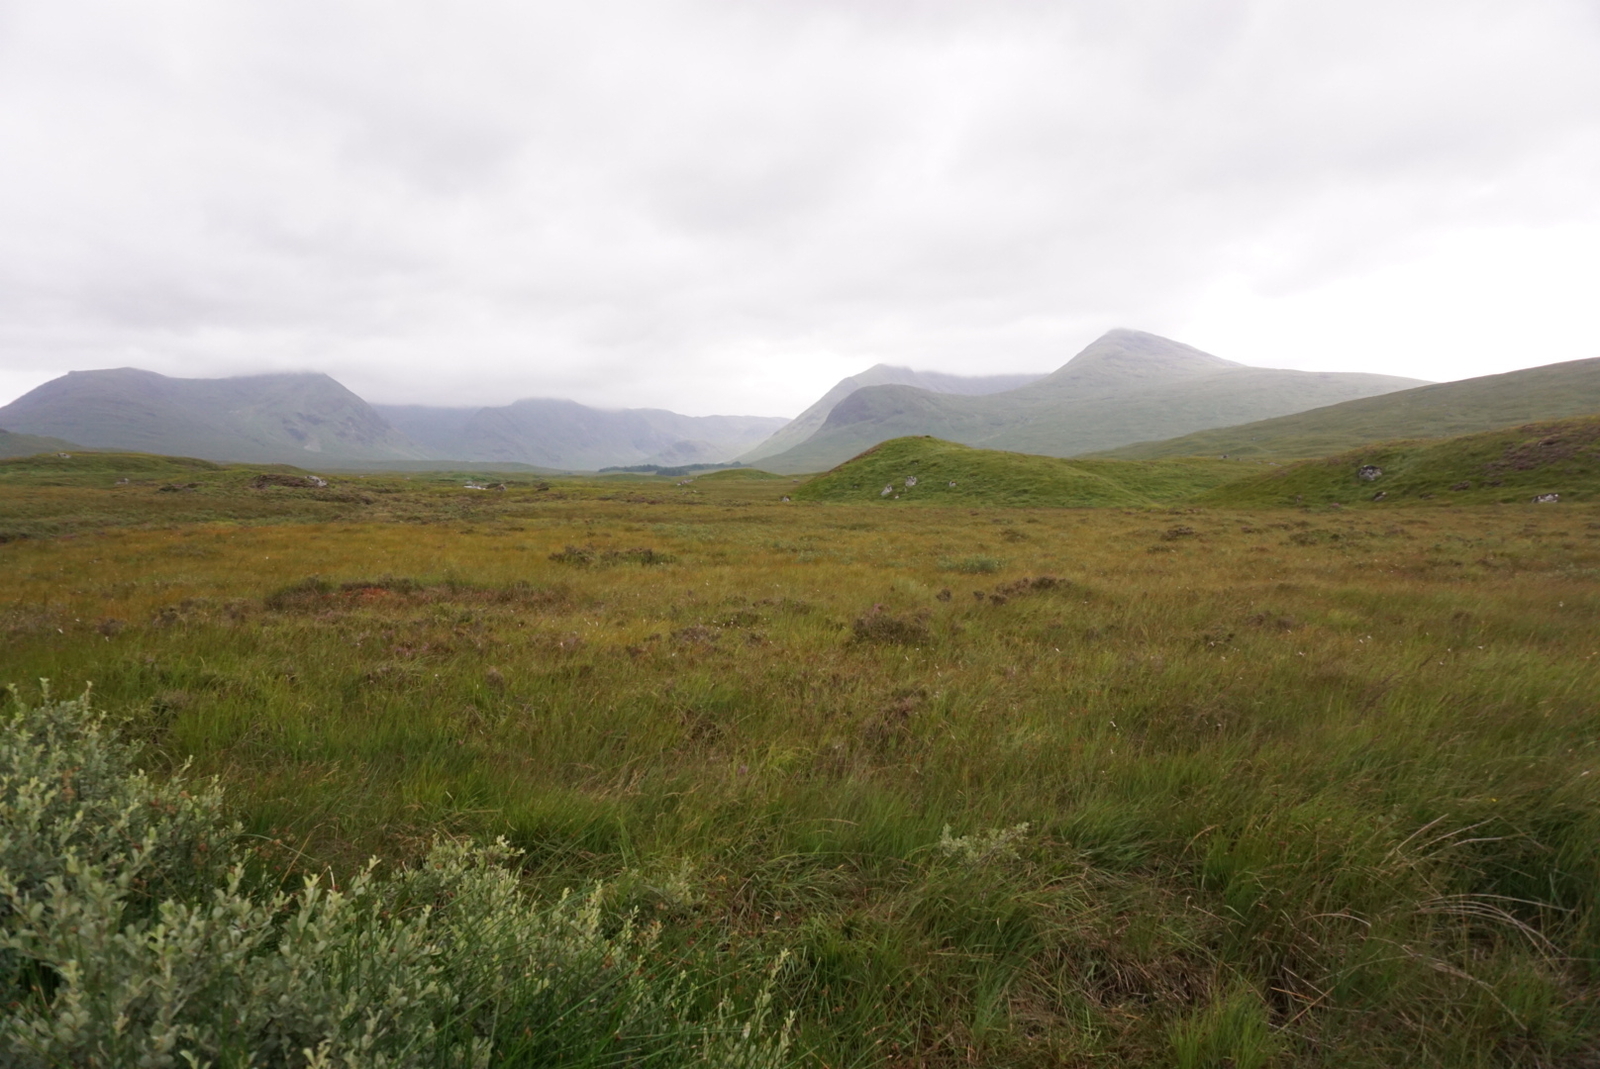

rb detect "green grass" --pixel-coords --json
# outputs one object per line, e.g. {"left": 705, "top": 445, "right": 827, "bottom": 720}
{"left": 1101, "top": 357, "right": 1600, "bottom": 461}
{"left": 0, "top": 429, "right": 81, "bottom": 458}
{"left": 1196, "top": 415, "right": 1600, "bottom": 508}
{"left": 2, "top": 457, "right": 1598, "bottom": 1065}
{"left": 794, "top": 436, "right": 1250, "bottom": 507}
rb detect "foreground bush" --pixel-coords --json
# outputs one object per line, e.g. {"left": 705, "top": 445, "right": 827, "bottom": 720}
{"left": 0, "top": 688, "right": 791, "bottom": 1068}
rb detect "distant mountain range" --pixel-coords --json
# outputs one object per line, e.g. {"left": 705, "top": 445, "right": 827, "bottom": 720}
{"left": 753, "top": 329, "right": 1427, "bottom": 472}
{"left": 0, "top": 369, "right": 787, "bottom": 470}
{"left": 0, "top": 362, "right": 1048, "bottom": 471}
{"left": 8, "top": 331, "right": 1599, "bottom": 474}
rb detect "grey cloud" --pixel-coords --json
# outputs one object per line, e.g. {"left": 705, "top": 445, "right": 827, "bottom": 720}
{"left": 0, "top": 0, "right": 1596, "bottom": 415}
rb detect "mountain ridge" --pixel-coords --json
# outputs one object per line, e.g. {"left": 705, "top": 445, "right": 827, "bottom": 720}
{"left": 756, "top": 330, "right": 1426, "bottom": 472}
{"left": 0, "top": 369, "right": 789, "bottom": 470}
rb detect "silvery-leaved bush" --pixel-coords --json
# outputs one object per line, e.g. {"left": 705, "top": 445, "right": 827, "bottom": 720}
{"left": 1, "top": 687, "right": 793, "bottom": 1069}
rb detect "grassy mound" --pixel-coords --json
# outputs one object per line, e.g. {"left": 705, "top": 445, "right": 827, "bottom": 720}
{"left": 1196, "top": 415, "right": 1600, "bottom": 508}
{"left": 794, "top": 436, "right": 1248, "bottom": 507}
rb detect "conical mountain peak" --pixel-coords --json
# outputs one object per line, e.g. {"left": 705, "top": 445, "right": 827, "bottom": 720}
{"left": 1040, "top": 329, "right": 1243, "bottom": 392}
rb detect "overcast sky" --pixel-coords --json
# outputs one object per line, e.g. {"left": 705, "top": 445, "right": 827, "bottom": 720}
{"left": 1, "top": 1, "right": 1597, "bottom": 417}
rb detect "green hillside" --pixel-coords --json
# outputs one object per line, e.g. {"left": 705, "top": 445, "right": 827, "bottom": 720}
{"left": 760, "top": 330, "right": 1422, "bottom": 472}
{"left": 794, "top": 436, "right": 1249, "bottom": 507}
{"left": 0, "top": 428, "right": 81, "bottom": 457}
{"left": 1101, "top": 356, "right": 1600, "bottom": 460}
{"left": 1195, "top": 415, "right": 1600, "bottom": 508}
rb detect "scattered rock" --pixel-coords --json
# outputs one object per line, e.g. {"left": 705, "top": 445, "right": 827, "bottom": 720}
{"left": 904, "top": 476, "right": 918, "bottom": 487}
{"left": 880, "top": 485, "right": 894, "bottom": 497}
{"left": 1533, "top": 493, "right": 1561, "bottom": 504}
{"left": 1357, "top": 465, "right": 1383, "bottom": 481}
{"left": 1371, "top": 491, "right": 1386, "bottom": 501}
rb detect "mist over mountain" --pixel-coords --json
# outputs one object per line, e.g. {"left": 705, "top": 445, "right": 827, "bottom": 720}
{"left": 739, "top": 366, "right": 1044, "bottom": 464}
{"left": 756, "top": 330, "right": 1427, "bottom": 473}
{"left": 0, "top": 368, "right": 786, "bottom": 470}
{"left": 0, "top": 329, "right": 1465, "bottom": 472}
{"left": 0, "top": 369, "right": 425, "bottom": 464}
{"left": 375, "top": 400, "right": 786, "bottom": 470}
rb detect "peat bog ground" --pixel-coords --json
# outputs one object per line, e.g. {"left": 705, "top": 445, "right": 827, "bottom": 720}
{"left": 3, "top": 459, "right": 1598, "bottom": 1066}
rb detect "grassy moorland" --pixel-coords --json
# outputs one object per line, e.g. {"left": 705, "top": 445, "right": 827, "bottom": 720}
{"left": 1197, "top": 417, "right": 1600, "bottom": 510}
{"left": 2, "top": 453, "right": 1598, "bottom": 1066}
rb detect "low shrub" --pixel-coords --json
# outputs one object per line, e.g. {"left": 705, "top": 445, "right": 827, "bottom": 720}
{"left": 0, "top": 688, "right": 793, "bottom": 1069}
